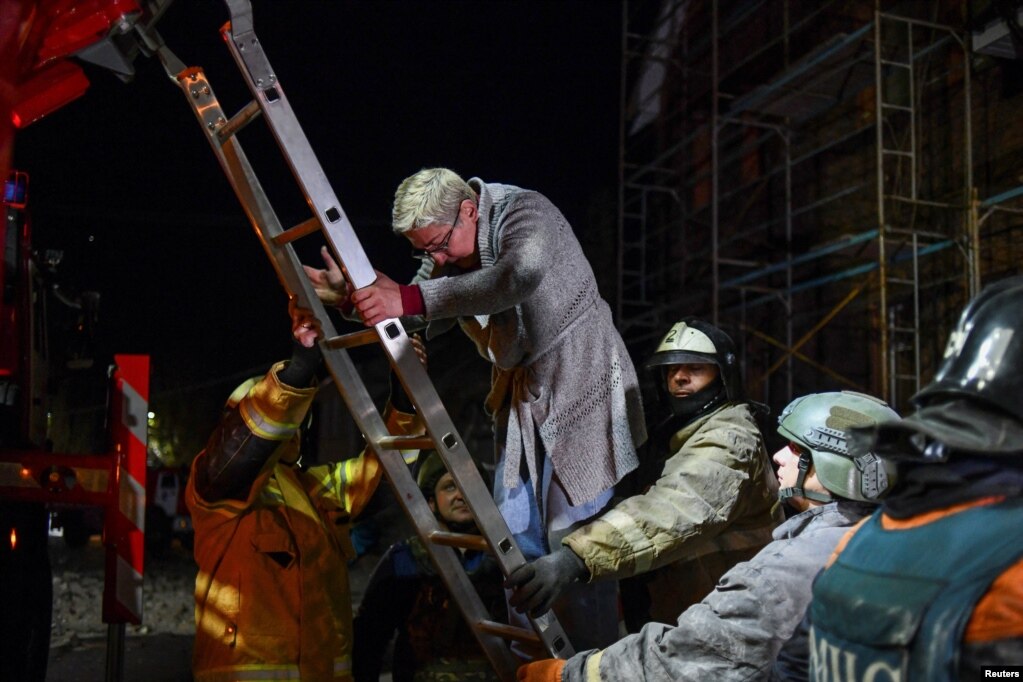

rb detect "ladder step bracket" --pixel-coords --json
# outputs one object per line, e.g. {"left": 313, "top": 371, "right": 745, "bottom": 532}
{"left": 178, "top": 70, "right": 228, "bottom": 136}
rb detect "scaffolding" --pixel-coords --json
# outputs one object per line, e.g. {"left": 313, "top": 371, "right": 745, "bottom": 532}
{"left": 616, "top": 0, "right": 1023, "bottom": 411}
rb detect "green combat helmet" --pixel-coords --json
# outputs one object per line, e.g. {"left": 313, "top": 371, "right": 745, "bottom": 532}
{"left": 776, "top": 391, "right": 899, "bottom": 504}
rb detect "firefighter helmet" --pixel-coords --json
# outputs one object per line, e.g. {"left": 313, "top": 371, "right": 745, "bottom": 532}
{"left": 645, "top": 319, "right": 745, "bottom": 401}
{"left": 777, "top": 391, "right": 899, "bottom": 503}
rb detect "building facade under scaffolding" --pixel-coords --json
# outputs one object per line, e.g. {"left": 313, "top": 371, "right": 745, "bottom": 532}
{"left": 619, "top": 0, "right": 1023, "bottom": 413}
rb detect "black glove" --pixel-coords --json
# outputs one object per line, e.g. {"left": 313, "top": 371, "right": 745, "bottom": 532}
{"left": 388, "top": 367, "right": 416, "bottom": 413}
{"left": 505, "top": 547, "right": 589, "bottom": 617}
{"left": 277, "top": 339, "right": 323, "bottom": 388}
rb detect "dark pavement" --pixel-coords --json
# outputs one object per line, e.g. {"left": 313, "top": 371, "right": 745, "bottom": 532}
{"left": 47, "top": 633, "right": 193, "bottom": 682}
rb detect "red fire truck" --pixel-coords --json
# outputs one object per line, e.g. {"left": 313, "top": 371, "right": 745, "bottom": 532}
{"left": 0, "top": 3, "right": 162, "bottom": 680}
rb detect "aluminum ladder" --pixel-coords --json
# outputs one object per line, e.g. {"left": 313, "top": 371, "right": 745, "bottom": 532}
{"left": 150, "top": 2, "right": 575, "bottom": 679}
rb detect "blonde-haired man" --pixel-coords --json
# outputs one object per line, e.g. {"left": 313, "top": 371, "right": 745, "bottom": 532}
{"left": 305, "top": 167, "right": 647, "bottom": 650}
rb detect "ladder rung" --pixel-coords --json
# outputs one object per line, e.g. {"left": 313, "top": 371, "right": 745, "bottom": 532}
{"left": 881, "top": 149, "right": 913, "bottom": 158}
{"left": 217, "top": 99, "right": 262, "bottom": 141}
{"left": 891, "top": 326, "right": 918, "bottom": 333}
{"left": 886, "top": 277, "right": 915, "bottom": 285}
{"left": 378, "top": 435, "right": 435, "bottom": 450}
{"left": 273, "top": 216, "right": 321, "bottom": 246}
{"left": 324, "top": 329, "right": 378, "bottom": 350}
{"left": 429, "top": 530, "right": 491, "bottom": 553}
{"left": 476, "top": 620, "right": 542, "bottom": 645}
{"left": 880, "top": 102, "right": 913, "bottom": 113}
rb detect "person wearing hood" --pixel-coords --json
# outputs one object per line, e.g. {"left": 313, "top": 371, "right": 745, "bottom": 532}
{"left": 517, "top": 390, "right": 900, "bottom": 682}
{"left": 792, "top": 276, "right": 1023, "bottom": 681}
{"left": 507, "top": 319, "right": 783, "bottom": 627}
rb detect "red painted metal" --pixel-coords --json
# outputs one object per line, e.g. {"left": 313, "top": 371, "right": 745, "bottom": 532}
{"left": 37, "top": 0, "right": 142, "bottom": 65}
{"left": 11, "top": 60, "right": 90, "bottom": 129}
{"left": 0, "top": 354, "right": 150, "bottom": 625}
{"left": 102, "top": 354, "right": 149, "bottom": 625}
{"left": 1, "top": 0, "right": 142, "bottom": 173}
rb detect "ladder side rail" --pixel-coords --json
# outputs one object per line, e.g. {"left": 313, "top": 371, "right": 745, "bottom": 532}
{"left": 380, "top": 324, "right": 524, "bottom": 566}
{"left": 362, "top": 300, "right": 575, "bottom": 658}
{"left": 174, "top": 68, "right": 317, "bottom": 304}
{"left": 324, "top": 343, "right": 526, "bottom": 681}
{"left": 220, "top": 23, "right": 376, "bottom": 291}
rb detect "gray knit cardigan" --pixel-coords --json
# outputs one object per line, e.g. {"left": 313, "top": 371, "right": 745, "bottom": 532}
{"left": 407, "top": 179, "right": 646, "bottom": 505}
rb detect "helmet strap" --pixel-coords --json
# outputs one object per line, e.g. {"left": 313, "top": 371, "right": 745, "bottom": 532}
{"left": 665, "top": 378, "right": 726, "bottom": 424}
{"left": 778, "top": 450, "right": 833, "bottom": 504}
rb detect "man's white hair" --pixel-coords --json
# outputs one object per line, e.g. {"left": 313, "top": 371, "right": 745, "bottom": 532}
{"left": 391, "top": 168, "right": 477, "bottom": 234}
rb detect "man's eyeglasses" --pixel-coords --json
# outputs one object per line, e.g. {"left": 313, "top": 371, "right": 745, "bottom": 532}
{"left": 411, "top": 213, "right": 459, "bottom": 260}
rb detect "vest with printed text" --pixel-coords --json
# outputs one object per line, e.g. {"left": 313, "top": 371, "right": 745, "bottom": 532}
{"left": 808, "top": 498, "right": 1023, "bottom": 682}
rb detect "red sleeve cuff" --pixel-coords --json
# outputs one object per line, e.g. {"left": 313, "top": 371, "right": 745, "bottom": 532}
{"left": 399, "top": 284, "right": 425, "bottom": 316}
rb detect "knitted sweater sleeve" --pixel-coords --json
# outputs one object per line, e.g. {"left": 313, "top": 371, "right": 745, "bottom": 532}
{"left": 417, "top": 194, "right": 556, "bottom": 318}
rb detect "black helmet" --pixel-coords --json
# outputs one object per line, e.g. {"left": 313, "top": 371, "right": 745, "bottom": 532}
{"left": 850, "top": 275, "right": 1023, "bottom": 461}
{"left": 645, "top": 319, "right": 746, "bottom": 401}
{"left": 912, "top": 275, "right": 1023, "bottom": 417}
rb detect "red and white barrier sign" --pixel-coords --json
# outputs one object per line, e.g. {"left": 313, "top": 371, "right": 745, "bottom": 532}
{"left": 102, "top": 354, "right": 150, "bottom": 625}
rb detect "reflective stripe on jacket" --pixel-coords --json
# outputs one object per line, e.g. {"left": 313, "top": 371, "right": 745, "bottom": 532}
{"left": 188, "top": 362, "right": 422, "bottom": 681}
{"left": 563, "top": 401, "right": 782, "bottom": 592}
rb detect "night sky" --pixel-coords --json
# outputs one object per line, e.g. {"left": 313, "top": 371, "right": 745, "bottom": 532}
{"left": 11, "top": 1, "right": 623, "bottom": 448}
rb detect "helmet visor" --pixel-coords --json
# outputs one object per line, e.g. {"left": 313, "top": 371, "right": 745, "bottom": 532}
{"left": 645, "top": 350, "right": 718, "bottom": 369}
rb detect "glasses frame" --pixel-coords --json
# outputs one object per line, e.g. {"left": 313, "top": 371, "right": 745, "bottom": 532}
{"left": 411, "top": 211, "right": 460, "bottom": 261}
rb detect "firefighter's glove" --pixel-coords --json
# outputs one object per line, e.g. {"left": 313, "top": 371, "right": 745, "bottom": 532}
{"left": 506, "top": 546, "right": 588, "bottom": 617}
{"left": 278, "top": 339, "right": 323, "bottom": 388}
{"left": 517, "top": 658, "right": 566, "bottom": 682}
